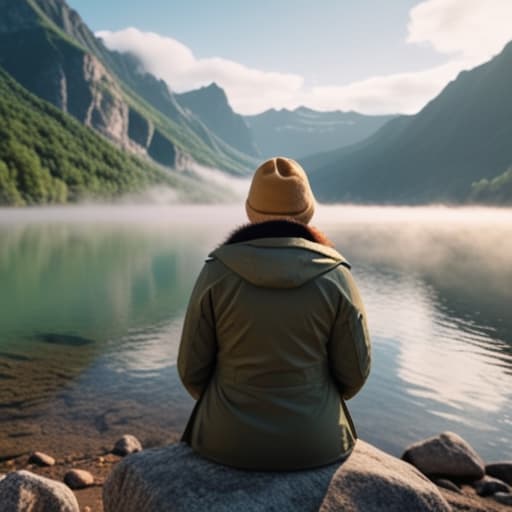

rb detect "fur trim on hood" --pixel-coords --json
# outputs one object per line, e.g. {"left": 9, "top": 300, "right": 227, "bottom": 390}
{"left": 223, "top": 219, "right": 333, "bottom": 247}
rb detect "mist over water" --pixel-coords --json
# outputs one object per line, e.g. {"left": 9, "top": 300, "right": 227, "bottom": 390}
{"left": 0, "top": 205, "right": 510, "bottom": 460}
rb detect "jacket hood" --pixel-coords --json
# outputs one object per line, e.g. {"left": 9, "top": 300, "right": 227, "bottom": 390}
{"left": 209, "top": 221, "right": 349, "bottom": 288}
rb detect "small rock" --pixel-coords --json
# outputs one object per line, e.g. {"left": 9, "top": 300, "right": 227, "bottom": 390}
{"left": 112, "top": 435, "right": 142, "bottom": 456}
{"left": 474, "top": 475, "right": 510, "bottom": 496}
{"left": 486, "top": 462, "right": 512, "bottom": 485}
{"left": 29, "top": 451, "right": 56, "bottom": 467}
{"left": 0, "top": 470, "right": 79, "bottom": 511}
{"left": 402, "top": 431, "right": 485, "bottom": 480}
{"left": 83, "top": 507, "right": 92, "bottom": 512}
{"left": 64, "top": 469, "right": 94, "bottom": 490}
{"left": 493, "top": 492, "right": 512, "bottom": 506}
{"left": 434, "top": 478, "right": 461, "bottom": 493}
{"left": 0, "top": 473, "right": 5, "bottom": 482}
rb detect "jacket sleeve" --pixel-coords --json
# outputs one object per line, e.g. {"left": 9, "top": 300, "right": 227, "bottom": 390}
{"left": 177, "top": 263, "right": 217, "bottom": 400}
{"left": 327, "top": 267, "right": 371, "bottom": 400}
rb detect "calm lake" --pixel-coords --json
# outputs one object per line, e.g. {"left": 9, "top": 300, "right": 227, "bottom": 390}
{"left": 0, "top": 205, "right": 511, "bottom": 462}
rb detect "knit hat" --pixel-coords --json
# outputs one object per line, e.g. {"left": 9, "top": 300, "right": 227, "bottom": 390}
{"left": 245, "top": 157, "right": 316, "bottom": 224}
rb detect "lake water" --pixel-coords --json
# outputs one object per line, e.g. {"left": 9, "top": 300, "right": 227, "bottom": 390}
{"left": 0, "top": 205, "right": 511, "bottom": 463}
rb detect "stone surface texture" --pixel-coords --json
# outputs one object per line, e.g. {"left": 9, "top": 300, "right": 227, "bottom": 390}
{"left": 0, "top": 470, "right": 79, "bottom": 512}
{"left": 103, "top": 440, "right": 450, "bottom": 512}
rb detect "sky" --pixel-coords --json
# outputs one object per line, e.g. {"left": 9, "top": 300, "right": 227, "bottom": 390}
{"left": 67, "top": 0, "right": 512, "bottom": 115}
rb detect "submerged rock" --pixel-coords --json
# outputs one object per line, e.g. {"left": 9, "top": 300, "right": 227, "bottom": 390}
{"left": 103, "top": 440, "right": 450, "bottom": 512}
{"left": 0, "top": 470, "right": 79, "bottom": 512}
{"left": 64, "top": 469, "right": 94, "bottom": 489}
{"left": 474, "top": 475, "right": 510, "bottom": 497}
{"left": 486, "top": 462, "right": 512, "bottom": 485}
{"left": 402, "top": 431, "right": 485, "bottom": 480}
{"left": 112, "top": 434, "right": 143, "bottom": 456}
{"left": 37, "top": 332, "right": 94, "bottom": 346}
{"left": 29, "top": 451, "right": 56, "bottom": 467}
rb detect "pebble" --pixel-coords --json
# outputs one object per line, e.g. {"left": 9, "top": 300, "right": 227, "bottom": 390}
{"left": 474, "top": 475, "right": 510, "bottom": 497}
{"left": 493, "top": 492, "right": 512, "bottom": 506}
{"left": 112, "top": 435, "right": 143, "bottom": 456}
{"left": 64, "top": 469, "right": 94, "bottom": 489}
{"left": 29, "top": 451, "right": 56, "bottom": 467}
{"left": 434, "top": 478, "right": 461, "bottom": 493}
{"left": 486, "top": 462, "right": 512, "bottom": 486}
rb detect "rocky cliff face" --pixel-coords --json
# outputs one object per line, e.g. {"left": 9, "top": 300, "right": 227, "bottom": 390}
{"left": 177, "top": 83, "right": 260, "bottom": 157}
{"left": 0, "top": 0, "right": 179, "bottom": 168}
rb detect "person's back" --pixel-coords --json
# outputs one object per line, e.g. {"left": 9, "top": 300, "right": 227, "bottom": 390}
{"left": 178, "top": 157, "right": 371, "bottom": 471}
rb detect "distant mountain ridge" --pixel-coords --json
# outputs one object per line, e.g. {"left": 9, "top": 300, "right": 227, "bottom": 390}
{"left": 245, "top": 107, "right": 396, "bottom": 160}
{"left": 176, "top": 83, "right": 260, "bottom": 157}
{"left": 304, "top": 41, "right": 512, "bottom": 204}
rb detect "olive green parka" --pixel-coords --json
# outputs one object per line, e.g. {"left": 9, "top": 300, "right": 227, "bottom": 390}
{"left": 178, "top": 220, "right": 371, "bottom": 471}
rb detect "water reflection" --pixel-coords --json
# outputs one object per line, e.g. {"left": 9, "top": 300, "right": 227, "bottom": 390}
{"left": 0, "top": 206, "right": 510, "bottom": 461}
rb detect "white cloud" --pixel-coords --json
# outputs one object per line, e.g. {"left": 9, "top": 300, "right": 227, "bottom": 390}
{"left": 97, "top": 2, "right": 512, "bottom": 115}
{"left": 407, "top": 0, "right": 512, "bottom": 60}
{"left": 97, "top": 28, "right": 304, "bottom": 115}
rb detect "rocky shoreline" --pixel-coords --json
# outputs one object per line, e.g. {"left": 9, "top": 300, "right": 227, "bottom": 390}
{"left": 1, "top": 431, "right": 511, "bottom": 511}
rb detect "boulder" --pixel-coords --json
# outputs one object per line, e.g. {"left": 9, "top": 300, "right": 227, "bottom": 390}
{"left": 103, "top": 440, "right": 450, "bottom": 512}
{"left": 402, "top": 432, "right": 485, "bottom": 480}
{"left": 63, "top": 469, "right": 94, "bottom": 490}
{"left": 29, "top": 451, "right": 56, "bottom": 467}
{"left": 112, "top": 434, "right": 143, "bottom": 456}
{"left": 0, "top": 470, "right": 79, "bottom": 512}
{"left": 474, "top": 475, "right": 510, "bottom": 497}
{"left": 487, "top": 463, "right": 512, "bottom": 485}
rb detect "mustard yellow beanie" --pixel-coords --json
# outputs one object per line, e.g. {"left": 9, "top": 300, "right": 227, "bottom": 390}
{"left": 245, "top": 157, "right": 316, "bottom": 224}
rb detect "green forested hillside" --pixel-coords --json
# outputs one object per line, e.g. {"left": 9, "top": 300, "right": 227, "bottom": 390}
{"left": 0, "top": 0, "right": 255, "bottom": 177}
{"left": 0, "top": 67, "right": 192, "bottom": 206}
{"left": 470, "top": 168, "right": 512, "bottom": 204}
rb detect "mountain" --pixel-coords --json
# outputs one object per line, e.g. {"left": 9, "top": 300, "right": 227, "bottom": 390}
{"left": 244, "top": 107, "right": 395, "bottom": 160}
{"left": 0, "top": 66, "right": 227, "bottom": 206}
{"left": 176, "top": 83, "right": 260, "bottom": 157}
{"left": 0, "top": 0, "right": 256, "bottom": 175}
{"left": 304, "top": 42, "right": 512, "bottom": 204}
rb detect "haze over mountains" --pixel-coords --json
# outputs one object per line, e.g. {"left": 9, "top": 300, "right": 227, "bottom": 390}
{"left": 245, "top": 108, "right": 395, "bottom": 160}
{"left": 0, "top": 0, "right": 511, "bottom": 205}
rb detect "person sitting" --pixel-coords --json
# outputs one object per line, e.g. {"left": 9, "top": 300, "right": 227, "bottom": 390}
{"left": 178, "top": 156, "right": 371, "bottom": 471}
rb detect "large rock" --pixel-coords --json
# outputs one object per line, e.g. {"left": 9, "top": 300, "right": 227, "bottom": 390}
{"left": 103, "top": 440, "right": 450, "bottom": 512}
{"left": 0, "top": 470, "right": 79, "bottom": 512}
{"left": 402, "top": 432, "right": 485, "bottom": 480}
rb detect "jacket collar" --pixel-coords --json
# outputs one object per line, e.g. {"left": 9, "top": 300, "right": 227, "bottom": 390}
{"left": 212, "top": 220, "right": 350, "bottom": 268}
{"left": 223, "top": 220, "right": 334, "bottom": 246}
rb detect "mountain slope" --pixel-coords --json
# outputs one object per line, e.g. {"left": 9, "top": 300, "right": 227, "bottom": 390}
{"left": 245, "top": 107, "right": 395, "bottom": 160}
{"left": 0, "top": 66, "right": 224, "bottom": 205}
{"left": 176, "top": 83, "right": 259, "bottom": 157}
{"left": 0, "top": 0, "right": 255, "bottom": 175}
{"left": 305, "top": 42, "right": 512, "bottom": 204}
